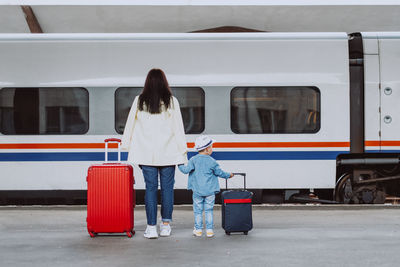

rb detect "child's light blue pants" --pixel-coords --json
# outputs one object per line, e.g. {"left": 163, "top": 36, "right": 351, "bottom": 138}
{"left": 192, "top": 193, "right": 215, "bottom": 230}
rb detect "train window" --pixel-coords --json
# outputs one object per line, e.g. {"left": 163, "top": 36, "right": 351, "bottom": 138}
{"left": 115, "top": 87, "right": 205, "bottom": 134}
{"left": 115, "top": 87, "right": 141, "bottom": 134}
{"left": 231, "top": 87, "right": 320, "bottom": 134}
{"left": 0, "top": 87, "right": 89, "bottom": 135}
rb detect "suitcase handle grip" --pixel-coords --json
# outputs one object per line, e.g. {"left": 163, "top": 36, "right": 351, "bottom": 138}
{"left": 104, "top": 138, "right": 121, "bottom": 143}
{"left": 104, "top": 138, "right": 121, "bottom": 162}
{"left": 226, "top": 173, "right": 246, "bottom": 190}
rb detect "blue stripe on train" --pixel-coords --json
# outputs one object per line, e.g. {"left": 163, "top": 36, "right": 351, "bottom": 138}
{"left": 0, "top": 150, "right": 397, "bottom": 162}
{"left": 0, "top": 151, "right": 351, "bottom": 162}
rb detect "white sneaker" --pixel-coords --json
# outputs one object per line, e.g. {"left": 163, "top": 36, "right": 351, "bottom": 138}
{"left": 144, "top": 225, "right": 158, "bottom": 239}
{"left": 206, "top": 229, "right": 214, "bottom": 238}
{"left": 193, "top": 228, "right": 202, "bottom": 237}
{"left": 159, "top": 223, "right": 171, "bottom": 237}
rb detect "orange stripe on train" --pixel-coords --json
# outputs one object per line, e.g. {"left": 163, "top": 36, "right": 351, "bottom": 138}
{"left": 365, "top": 141, "right": 400, "bottom": 146}
{"left": 0, "top": 143, "right": 107, "bottom": 149}
{"left": 0, "top": 140, "right": 398, "bottom": 149}
{"left": 211, "top": 142, "right": 350, "bottom": 148}
{"left": 0, "top": 141, "right": 351, "bottom": 149}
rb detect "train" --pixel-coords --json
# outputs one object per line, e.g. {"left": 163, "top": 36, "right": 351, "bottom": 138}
{"left": 1, "top": 32, "right": 400, "bottom": 204}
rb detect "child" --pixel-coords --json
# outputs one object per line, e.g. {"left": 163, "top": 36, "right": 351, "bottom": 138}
{"left": 178, "top": 135, "right": 233, "bottom": 237}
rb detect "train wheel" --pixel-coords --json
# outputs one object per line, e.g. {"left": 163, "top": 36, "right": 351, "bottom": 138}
{"left": 334, "top": 173, "right": 353, "bottom": 203}
{"left": 335, "top": 173, "right": 386, "bottom": 204}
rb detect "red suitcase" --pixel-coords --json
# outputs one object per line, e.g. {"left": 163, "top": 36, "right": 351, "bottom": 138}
{"left": 86, "top": 138, "right": 135, "bottom": 238}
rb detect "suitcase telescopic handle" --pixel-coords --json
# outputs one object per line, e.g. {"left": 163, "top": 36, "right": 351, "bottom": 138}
{"left": 225, "top": 173, "right": 246, "bottom": 190}
{"left": 104, "top": 138, "right": 121, "bottom": 162}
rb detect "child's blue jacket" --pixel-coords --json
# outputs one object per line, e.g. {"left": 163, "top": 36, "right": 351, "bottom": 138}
{"left": 178, "top": 154, "right": 231, "bottom": 196}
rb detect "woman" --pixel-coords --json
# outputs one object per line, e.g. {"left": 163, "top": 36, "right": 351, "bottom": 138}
{"left": 121, "top": 69, "right": 187, "bottom": 239}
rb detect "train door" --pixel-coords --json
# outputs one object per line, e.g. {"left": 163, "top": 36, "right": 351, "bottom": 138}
{"left": 362, "top": 34, "right": 381, "bottom": 152}
{"left": 378, "top": 35, "right": 400, "bottom": 151}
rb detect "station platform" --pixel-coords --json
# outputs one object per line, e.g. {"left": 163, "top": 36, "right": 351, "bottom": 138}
{"left": 1, "top": 205, "right": 400, "bottom": 267}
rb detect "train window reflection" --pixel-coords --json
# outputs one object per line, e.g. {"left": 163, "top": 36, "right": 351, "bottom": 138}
{"left": 115, "top": 87, "right": 205, "bottom": 134}
{"left": 0, "top": 87, "right": 89, "bottom": 135}
{"left": 231, "top": 87, "right": 320, "bottom": 134}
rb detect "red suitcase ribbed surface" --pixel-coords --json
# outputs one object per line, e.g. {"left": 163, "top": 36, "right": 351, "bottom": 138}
{"left": 87, "top": 163, "right": 135, "bottom": 237}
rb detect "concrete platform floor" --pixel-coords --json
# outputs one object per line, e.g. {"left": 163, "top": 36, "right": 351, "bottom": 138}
{"left": 1, "top": 205, "right": 400, "bottom": 267}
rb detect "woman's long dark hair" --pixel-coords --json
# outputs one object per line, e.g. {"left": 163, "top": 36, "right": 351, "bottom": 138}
{"left": 139, "top": 69, "right": 172, "bottom": 114}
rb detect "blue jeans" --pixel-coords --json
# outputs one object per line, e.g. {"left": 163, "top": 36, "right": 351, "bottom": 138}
{"left": 192, "top": 193, "right": 215, "bottom": 230}
{"left": 141, "top": 165, "right": 175, "bottom": 226}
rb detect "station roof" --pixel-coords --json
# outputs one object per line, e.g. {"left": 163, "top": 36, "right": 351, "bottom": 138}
{"left": 0, "top": 1, "right": 400, "bottom": 33}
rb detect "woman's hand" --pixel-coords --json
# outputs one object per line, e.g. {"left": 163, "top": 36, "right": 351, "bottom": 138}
{"left": 229, "top": 173, "right": 234, "bottom": 178}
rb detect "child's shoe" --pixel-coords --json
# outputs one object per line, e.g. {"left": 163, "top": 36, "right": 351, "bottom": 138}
{"left": 144, "top": 225, "right": 158, "bottom": 239}
{"left": 206, "top": 229, "right": 214, "bottom": 238}
{"left": 193, "top": 228, "right": 202, "bottom": 237}
{"left": 159, "top": 222, "right": 171, "bottom": 237}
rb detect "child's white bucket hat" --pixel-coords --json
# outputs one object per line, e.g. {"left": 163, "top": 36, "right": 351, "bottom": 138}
{"left": 195, "top": 135, "right": 215, "bottom": 151}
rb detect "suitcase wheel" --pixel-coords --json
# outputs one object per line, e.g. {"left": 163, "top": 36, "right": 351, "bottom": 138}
{"left": 244, "top": 231, "right": 248, "bottom": 235}
{"left": 225, "top": 231, "right": 231, "bottom": 235}
{"left": 89, "top": 231, "right": 96, "bottom": 238}
{"left": 126, "top": 231, "right": 133, "bottom": 238}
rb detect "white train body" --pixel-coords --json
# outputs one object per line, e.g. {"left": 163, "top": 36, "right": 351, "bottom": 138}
{"left": 0, "top": 32, "right": 398, "bottom": 197}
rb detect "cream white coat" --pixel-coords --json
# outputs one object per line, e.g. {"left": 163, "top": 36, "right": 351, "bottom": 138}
{"left": 121, "top": 96, "right": 188, "bottom": 166}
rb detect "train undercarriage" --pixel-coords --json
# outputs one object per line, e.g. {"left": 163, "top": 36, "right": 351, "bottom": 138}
{"left": 335, "top": 153, "right": 400, "bottom": 204}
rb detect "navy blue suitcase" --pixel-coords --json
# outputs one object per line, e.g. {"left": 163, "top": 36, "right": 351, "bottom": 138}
{"left": 221, "top": 173, "right": 253, "bottom": 235}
